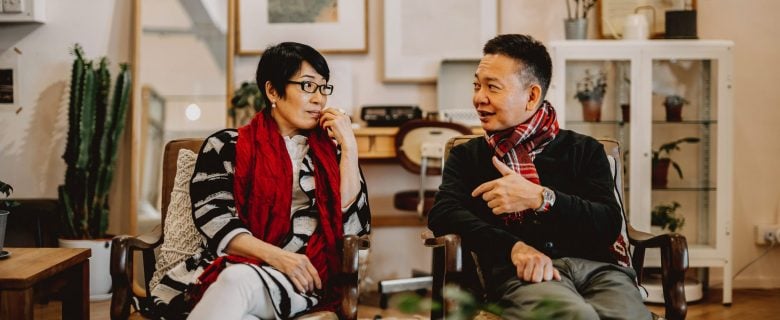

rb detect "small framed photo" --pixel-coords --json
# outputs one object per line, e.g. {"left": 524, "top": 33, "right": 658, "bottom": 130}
{"left": 383, "top": 0, "right": 498, "bottom": 83}
{"left": 0, "top": 69, "right": 14, "bottom": 105}
{"left": 0, "top": 48, "right": 21, "bottom": 109}
{"left": 236, "top": 0, "right": 367, "bottom": 55}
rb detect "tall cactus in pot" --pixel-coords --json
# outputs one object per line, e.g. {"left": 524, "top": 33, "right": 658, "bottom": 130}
{"left": 58, "top": 44, "right": 131, "bottom": 239}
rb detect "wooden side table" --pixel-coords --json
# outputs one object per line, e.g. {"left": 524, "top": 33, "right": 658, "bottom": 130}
{"left": 0, "top": 247, "right": 91, "bottom": 320}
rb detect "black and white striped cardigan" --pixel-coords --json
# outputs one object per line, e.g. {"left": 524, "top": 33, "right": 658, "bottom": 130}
{"left": 151, "top": 129, "right": 371, "bottom": 319}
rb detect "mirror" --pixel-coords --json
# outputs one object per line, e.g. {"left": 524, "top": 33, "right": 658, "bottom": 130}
{"left": 133, "top": 0, "right": 229, "bottom": 233}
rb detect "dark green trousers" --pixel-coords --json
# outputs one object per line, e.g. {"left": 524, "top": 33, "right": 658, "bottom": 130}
{"left": 494, "top": 257, "right": 651, "bottom": 320}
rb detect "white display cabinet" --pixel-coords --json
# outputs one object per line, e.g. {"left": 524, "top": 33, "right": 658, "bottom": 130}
{"left": 548, "top": 40, "right": 734, "bottom": 304}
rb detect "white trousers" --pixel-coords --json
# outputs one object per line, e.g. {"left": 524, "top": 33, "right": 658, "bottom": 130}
{"left": 188, "top": 264, "right": 276, "bottom": 320}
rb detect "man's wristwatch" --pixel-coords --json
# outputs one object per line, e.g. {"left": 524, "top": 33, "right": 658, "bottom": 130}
{"left": 535, "top": 187, "right": 556, "bottom": 213}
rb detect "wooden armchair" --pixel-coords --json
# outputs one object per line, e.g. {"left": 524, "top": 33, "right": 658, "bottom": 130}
{"left": 424, "top": 136, "right": 689, "bottom": 320}
{"left": 110, "top": 138, "right": 370, "bottom": 320}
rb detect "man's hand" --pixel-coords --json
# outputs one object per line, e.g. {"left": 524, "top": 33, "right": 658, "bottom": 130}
{"left": 265, "top": 249, "right": 322, "bottom": 293}
{"left": 511, "top": 241, "right": 561, "bottom": 283}
{"left": 471, "top": 157, "right": 545, "bottom": 215}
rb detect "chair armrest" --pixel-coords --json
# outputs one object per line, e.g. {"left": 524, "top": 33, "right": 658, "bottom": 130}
{"left": 627, "top": 226, "right": 688, "bottom": 272}
{"left": 340, "top": 235, "right": 370, "bottom": 320}
{"left": 423, "top": 230, "right": 466, "bottom": 319}
{"left": 422, "top": 231, "right": 462, "bottom": 273}
{"left": 342, "top": 235, "right": 370, "bottom": 274}
{"left": 110, "top": 225, "right": 162, "bottom": 320}
{"left": 627, "top": 225, "right": 688, "bottom": 320}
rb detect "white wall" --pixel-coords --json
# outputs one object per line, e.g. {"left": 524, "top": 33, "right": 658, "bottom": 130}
{"left": 0, "top": 0, "right": 133, "bottom": 235}
{"left": 1, "top": 0, "right": 779, "bottom": 289}
{"left": 696, "top": 0, "right": 780, "bottom": 289}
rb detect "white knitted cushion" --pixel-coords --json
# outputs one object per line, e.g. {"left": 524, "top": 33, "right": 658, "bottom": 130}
{"left": 149, "top": 148, "right": 203, "bottom": 290}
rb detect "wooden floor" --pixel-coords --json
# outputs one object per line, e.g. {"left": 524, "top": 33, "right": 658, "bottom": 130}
{"left": 33, "top": 289, "right": 780, "bottom": 319}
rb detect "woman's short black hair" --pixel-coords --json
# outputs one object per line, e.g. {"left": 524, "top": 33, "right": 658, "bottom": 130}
{"left": 255, "top": 42, "right": 330, "bottom": 108}
{"left": 483, "top": 34, "right": 552, "bottom": 99}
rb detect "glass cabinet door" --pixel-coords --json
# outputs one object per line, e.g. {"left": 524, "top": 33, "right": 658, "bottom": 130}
{"left": 560, "top": 59, "right": 634, "bottom": 212}
{"left": 650, "top": 58, "right": 720, "bottom": 248}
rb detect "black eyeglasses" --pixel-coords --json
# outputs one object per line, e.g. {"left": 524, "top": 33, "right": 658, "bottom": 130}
{"left": 287, "top": 80, "right": 334, "bottom": 96}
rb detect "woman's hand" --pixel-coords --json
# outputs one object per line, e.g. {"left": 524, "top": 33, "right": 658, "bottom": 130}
{"left": 265, "top": 248, "right": 322, "bottom": 293}
{"left": 319, "top": 107, "right": 357, "bottom": 152}
{"left": 225, "top": 234, "right": 321, "bottom": 293}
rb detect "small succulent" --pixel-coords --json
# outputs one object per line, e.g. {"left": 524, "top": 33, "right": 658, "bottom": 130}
{"left": 664, "top": 95, "right": 689, "bottom": 107}
{"left": 574, "top": 69, "right": 607, "bottom": 102}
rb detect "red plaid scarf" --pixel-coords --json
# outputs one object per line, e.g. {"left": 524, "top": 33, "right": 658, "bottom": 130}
{"left": 485, "top": 101, "right": 559, "bottom": 224}
{"left": 191, "top": 112, "right": 343, "bottom": 312}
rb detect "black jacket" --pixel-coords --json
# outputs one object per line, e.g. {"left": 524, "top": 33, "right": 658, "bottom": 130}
{"left": 428, "top": 129, "right": 622, "bottom": 288}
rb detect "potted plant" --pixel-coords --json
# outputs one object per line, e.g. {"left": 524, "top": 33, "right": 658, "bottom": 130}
{"left": 230, "top": 81, "right": 264, "bottom": 127}
{"left": 652, "top": 137, "right": 700, "bottom": 188}
{"left": 394, "top": 284, "right": 504, "bottom": 319}
{"left": 564, "top": 0, "right": 598, "bottom": 39}
{"left": 57, "top": 44, "right": 131, "bottom": 299}
{"left": 574, "top": 69, "right": 607, "bottom": 122}
{"left": 0, "top": 180, "right": 19, "bottom": 258}
{"left": 663, "top": 94, "right": 689, "bottom": 122}
{"left": 651, "top": 201, "right": 685, "bottom": 233}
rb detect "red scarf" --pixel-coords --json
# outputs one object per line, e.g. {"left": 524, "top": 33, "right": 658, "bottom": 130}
{"left": 486, "top": 101, "right": 559, "bottom": 223}
{"left": 191, "top": 111, "right": 343, "bottom": 311}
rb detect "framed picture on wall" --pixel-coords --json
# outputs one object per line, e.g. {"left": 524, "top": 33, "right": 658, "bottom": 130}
{"left": 0, "top": 47, "right": 21, "bottom": 110}
{"left": 599, "top": 0, "right": 697, "bottom": 38}
{"left": 236, "top": 0, "right": 367, "bottom": 55}
{"left": 383, "top": 0, "right": 498, "bottom": 83}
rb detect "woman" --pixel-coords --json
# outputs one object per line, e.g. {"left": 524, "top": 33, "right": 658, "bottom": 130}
{"left": 151, "top": 42, "right": 370, "bottom": 319}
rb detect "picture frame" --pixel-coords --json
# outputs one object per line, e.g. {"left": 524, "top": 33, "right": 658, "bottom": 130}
{"left": 599, "top": 0, "right": 697, "bottom": 38}
{"left": 236, "top": 0, "right": 367, "bottom": 55}
{"left": 383, "top": 0, "right": 498, "bottom": 83}
{"left": 0, "top": 47, "right": 21, "bottom": 111}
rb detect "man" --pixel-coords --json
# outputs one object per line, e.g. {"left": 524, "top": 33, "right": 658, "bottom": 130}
{"left": 427, "top": 34, "right": 650, "bottom": 319}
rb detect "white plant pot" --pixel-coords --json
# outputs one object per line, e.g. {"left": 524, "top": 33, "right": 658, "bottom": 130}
{"left": 59, "top": 238, "right": 113, "bottom": 301}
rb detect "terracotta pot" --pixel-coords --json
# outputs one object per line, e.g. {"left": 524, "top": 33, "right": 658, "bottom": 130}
{"left": 652, "top": 158, "right": 671, "bottom": 188}
{"left": 580, "top": 99, "right": 602, "bottom": 122}
{"left": 663, "top": 102, "right": 684, "bottom": 122}
{"left": 620, "top": 103, "right": 630, "bottom": 122}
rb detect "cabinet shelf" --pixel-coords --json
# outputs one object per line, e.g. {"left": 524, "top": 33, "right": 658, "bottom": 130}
{"left": 652, "top": 120, "right": 718, "bottom": 125}
{"left": 626, "top": 187, "right": 717, "bottom": 191}
{"left": 565, "top": 120, "right": 718, "bottom": 125}
{"left": 566, "top": 121, "right": 627, "bottom": 125}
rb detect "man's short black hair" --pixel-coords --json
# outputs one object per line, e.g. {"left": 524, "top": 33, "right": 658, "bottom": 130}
{"left": 255, "top": 42, "right": 330, "bottom": 109}
{"left": 483, "top": 34, "right": 552, "bottom": 99}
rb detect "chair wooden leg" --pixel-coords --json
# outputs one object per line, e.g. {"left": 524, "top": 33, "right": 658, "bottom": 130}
{"left": 110, "top": 236, "right": 133, "bottom": 320}
{"left": 431, "top": 246, "right": 445, "bottom": 320}
{"left": 660, "top": 234, "right": 688, "bottom": 320}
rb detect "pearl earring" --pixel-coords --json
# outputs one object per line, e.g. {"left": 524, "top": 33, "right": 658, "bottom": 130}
{"left": 271, "top": 101, "right": 277, "bottom": 108}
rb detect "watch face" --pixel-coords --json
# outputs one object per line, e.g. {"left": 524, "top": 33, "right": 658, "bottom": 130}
{"left": 536, "top": 187, "right": 555, "bottom": 213}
